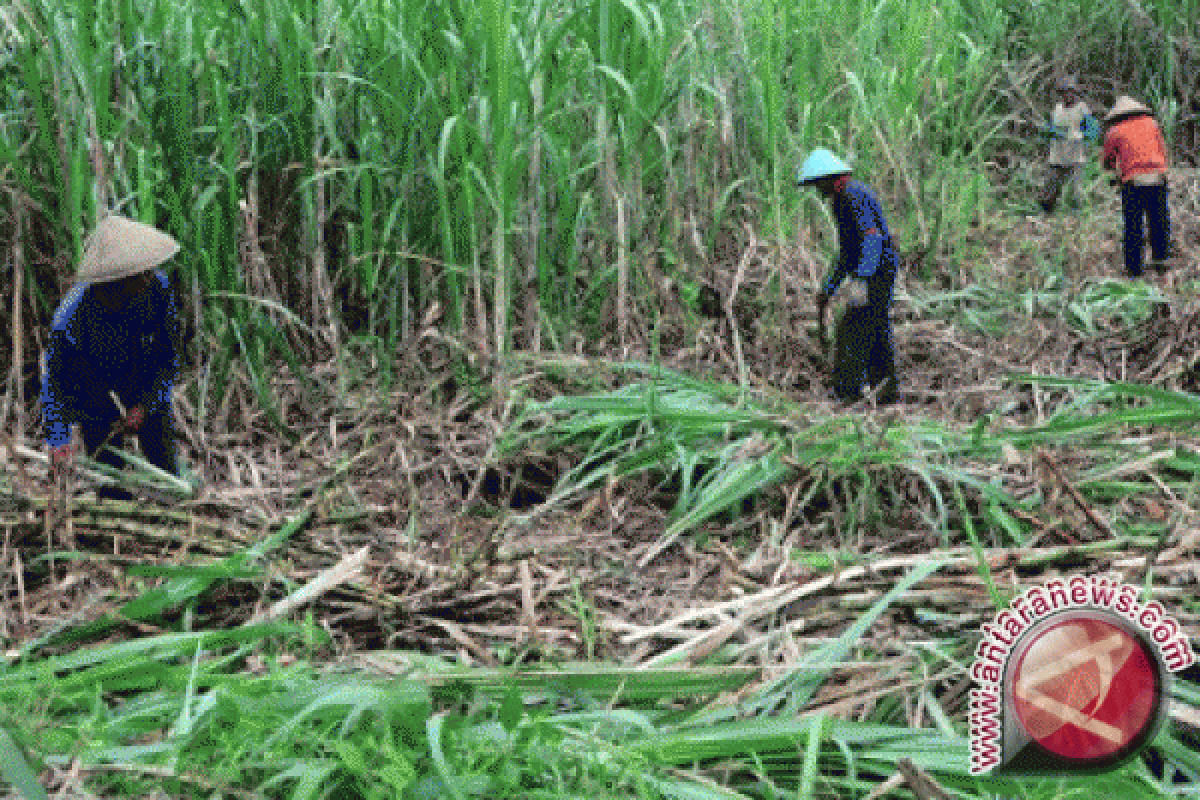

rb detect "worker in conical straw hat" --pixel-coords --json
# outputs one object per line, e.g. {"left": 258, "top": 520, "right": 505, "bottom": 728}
{"left": 1039, "top": 75, "right": 1098, "bottom": 213}
{"left": 1101, "top": 95, "right": 1172, "bottom": 277}
{"left": 42, "top": 214, "right": 184, "bottom": 496}
{"left": 798, "top": 149, "right": 899, "bottom": 405}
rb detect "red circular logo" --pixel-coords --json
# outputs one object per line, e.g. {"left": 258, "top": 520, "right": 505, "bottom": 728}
{"left": 1011, "top": 615, "right": 1161, "bottom": 763}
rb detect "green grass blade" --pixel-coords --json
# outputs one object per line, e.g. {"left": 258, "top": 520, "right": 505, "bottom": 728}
{"left": 693, "top": 558, "right": 943, "bottom": 725}
{"left": 426, "top": 712, "right": 467, "bottom": 800}
{"left": 797, "top": 712, "right": 825, "bottom": 800}
{"left": 0, "top": 727, "right": 48, "bottom": 800}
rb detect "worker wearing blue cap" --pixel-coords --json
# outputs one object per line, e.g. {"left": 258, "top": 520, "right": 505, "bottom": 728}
{"left": 798, "top": 149, "right": 898, "bottom": 404}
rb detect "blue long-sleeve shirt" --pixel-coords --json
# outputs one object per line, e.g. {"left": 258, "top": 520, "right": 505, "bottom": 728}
{"left": 42, "top": 271, "right": 180, "bottom": 448}
{"left": 822, "top": 179, "right": 895, "bottom": 296}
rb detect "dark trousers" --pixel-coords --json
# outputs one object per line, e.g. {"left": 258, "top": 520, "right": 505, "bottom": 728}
{"left": 79, "top": 408, "right": 177, "bottom": 476}
{"left": 1120, "top": 181, "right": 1170, "bottom": 277}
{"left": 833, "top": 265, "right": 897, "bottom": 403}
{"left": 1040, "top": 164, "right": 1083, "bottom": 212}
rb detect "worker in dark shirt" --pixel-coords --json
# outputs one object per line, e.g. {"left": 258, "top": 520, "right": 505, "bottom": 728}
{"left": 798, "top": 149, "right": 898, "bottom": 404}
{"left": 42, "top": 215, "right": 182, "bottom": 488}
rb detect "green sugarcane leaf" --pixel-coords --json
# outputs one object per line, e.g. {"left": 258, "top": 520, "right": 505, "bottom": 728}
{"left": 0, "top": 727, "right": 47, "bottom": 800}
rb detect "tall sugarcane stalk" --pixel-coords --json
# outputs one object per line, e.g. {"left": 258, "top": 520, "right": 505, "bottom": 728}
{"left": 3, "top": 0, "right": 1193, "bottom": 387}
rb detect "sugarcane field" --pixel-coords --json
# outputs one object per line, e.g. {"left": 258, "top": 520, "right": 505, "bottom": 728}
{"left": 3, "top": 0, "right": 1200, "bottom": 797}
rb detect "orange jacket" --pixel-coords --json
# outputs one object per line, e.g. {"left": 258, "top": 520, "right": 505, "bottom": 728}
{"left": 1103, "top": 115, "right": 1167, "bottom": 183}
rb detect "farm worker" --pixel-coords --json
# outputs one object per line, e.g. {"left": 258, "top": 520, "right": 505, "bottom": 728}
{"left": 798, "top": 149, "right": 898, "bottom": 404}
{"left": 1039, "top": 75, "right": 1098, "bottom": 212}
{"left": 42, "top": 214, "right": 183, "bottom": 489}
{"left": 1102, "top": 95, "right": 1171, "bottom": 277}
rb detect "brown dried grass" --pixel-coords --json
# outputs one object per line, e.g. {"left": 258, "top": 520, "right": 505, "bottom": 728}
{"left": 1, "top": 178, "right": 1199, "bottom": 680}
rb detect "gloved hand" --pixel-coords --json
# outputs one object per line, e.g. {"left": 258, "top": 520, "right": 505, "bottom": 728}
{"left": 50, "top": 442, "right": 76, "bottom": 482}
{"left": 841, "top": 278, "right": 869, "bottom": 308}
{"left": 1037, "top": 123, "right": 1064, "bottom": 139}
{"left": 121, "top": 404, "right": 146, "bottom": 433}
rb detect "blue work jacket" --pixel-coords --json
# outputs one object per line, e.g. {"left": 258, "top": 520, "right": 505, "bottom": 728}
{"left": 822, "top": 179, "right": 896, "bottom": 296}
{"left": 42, "top": 271, "right": 180, "bottom": 448}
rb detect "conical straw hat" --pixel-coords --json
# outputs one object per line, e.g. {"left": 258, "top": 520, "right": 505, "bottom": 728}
{"left": 77, "top": 215, "right": 180, "bottom": 283}
{"left": 1104, "top": 95, "right": 1151, "bottom": 123}
{"left": 796, "top": 148, "right": 852, "bottom": 185}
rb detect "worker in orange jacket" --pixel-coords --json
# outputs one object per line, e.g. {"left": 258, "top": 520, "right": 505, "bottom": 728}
{"left": 1102, "top": 96, "right": 1171, "bottom": 277}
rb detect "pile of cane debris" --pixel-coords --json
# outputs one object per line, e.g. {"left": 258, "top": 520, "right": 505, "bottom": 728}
{"left": 2, "top": 447, "right": 1198, "bottom": 741}
{"left": 1, "top": 187, "right": 1199, "bottom": 705}
{"left": 3, "top": 339, "right": 1200, "bottom": 683}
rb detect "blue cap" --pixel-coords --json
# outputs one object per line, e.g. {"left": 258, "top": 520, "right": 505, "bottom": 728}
{"left": 796, "top": 149, "right": 851, "bottom": 185}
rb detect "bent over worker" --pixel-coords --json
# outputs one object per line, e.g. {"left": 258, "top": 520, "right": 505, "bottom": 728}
{"left": 42, "top": 215, "right": 183, "bottom": 489}
{"left": 1102, "top": 95, "right": 1171, "bottom": 277}
{"left": 798, "top": 149, "right": 898, "bottom": 405}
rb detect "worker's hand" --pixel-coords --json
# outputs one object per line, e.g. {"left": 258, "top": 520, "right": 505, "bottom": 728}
{"left": 51, "top": 442, "right": 76, "bottom": 467}
{"left": 1037, "top": 123, "right": 1063, "bottom": 139}
{"left": 842, "top": 279, "right": 869, "bottom": 308}
{"left": 50, "top": 442, "right": 76, "bottom": 480}
{"left": 121, "top": 404, "right": 146, "bottom": 433}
